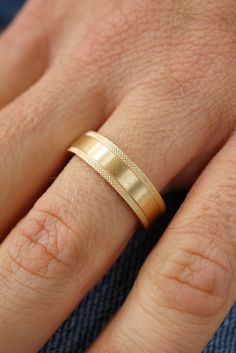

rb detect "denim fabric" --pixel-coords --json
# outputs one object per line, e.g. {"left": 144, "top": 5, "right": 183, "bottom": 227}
{"left": 1, "top": 3, "right": 236, "bottom": 353}
{"left": 0, "top": 0, "right": 23, "bottom": 28}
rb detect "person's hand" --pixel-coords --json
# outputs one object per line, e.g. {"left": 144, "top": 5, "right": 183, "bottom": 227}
{"left": 0, "top": 0, "right": 236, "bottom": 352}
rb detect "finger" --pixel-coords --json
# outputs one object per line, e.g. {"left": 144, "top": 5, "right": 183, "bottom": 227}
{"left": 86, "top": 132, "right": 236, "bottom": 353}
{"left": 0, "top": 62, "right": 107, "bottom": 236}
{"left": 0, "top": 0, "right": 114, "bottom": 236}
{"left": 0, "top": 82, "right": 235, "bottom": 353}
{"left": 0, "top": 2, "right": 48, "bottom": 108}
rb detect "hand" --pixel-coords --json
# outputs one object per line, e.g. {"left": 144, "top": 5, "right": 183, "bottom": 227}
{"left": 0, "top": 0, "right": 236, "bottom": 352}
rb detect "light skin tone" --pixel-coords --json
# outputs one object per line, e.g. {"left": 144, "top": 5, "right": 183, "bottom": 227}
{"left": 0, "top": 0, "right": 236, "bottom": 352}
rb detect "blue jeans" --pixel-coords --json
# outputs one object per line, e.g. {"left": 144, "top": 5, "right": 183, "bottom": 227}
{"left": 1, "top": 3, "right": 236, "bottom": 353}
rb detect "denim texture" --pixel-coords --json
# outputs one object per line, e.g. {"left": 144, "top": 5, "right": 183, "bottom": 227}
{"left": 1, "top": 3, "right": 236, "bottom": 353}
{"left": 0, "top": 0, "right": 23, "bottom": 28}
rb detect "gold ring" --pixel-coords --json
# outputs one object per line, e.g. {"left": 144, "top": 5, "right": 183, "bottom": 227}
{"left": 68, "top": 131, "right": 166, "bottom": 228}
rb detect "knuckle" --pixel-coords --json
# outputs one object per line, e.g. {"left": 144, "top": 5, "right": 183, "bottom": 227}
{"left": 89, "top": 1, "right": 153, "bottom": 48}
{"left": 144, "top": 233, "right": 233, "bottom": 318}
{"left": 6, "top": 198, "right": 85, "bottom": 280}
{"left": 155, "top": 5, "right": 236, "bottom": 98}
{"left": 66, "top": 1, "right": 157, "bottom": 73}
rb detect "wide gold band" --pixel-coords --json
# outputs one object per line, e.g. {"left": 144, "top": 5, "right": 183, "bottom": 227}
{"left": 68, "top": 131, "right": 166, "bottom": 228}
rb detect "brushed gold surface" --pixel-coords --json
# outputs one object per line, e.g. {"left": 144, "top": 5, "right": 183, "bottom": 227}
{"left": 68, "top": 131, "right": 166, "bottom": 228}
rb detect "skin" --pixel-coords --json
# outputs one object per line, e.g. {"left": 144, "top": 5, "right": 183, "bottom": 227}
{"left": 0, "top": 0, "right": 236, "bottom": 352}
